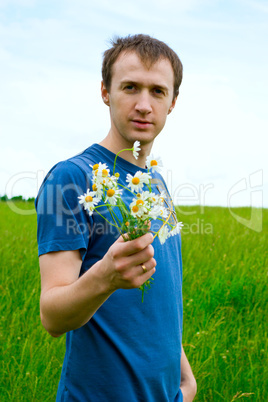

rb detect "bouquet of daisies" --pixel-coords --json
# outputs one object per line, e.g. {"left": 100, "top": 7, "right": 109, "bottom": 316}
{"left": 78, "top": 141, "right": 183, "bottom": 301}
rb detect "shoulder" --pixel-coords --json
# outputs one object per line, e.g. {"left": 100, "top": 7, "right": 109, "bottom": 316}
{"left": 151, "top": 171, "right": 169, "bottom": 193}
{"left": 38, "top": 160, "right": 89, "bottom": 196}
{"left": 36, "top": 150, "right": 95, "bottom": 208}
{"left": 39, "top": 145, "right": 101, "bottom": 191}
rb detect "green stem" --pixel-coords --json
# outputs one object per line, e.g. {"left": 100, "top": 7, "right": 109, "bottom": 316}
{"left": 94, "top": 209, "right": 120, "bottom": 228}
{"left": 147, "top": 168, "right": 152, "bottom": 192}
{"left": 113, "top": 147, "right": 134, "bottom": 175}
{"left": 153, "top": 206, "right": 173, "bottom": 240}
{"left": 117, "top": 182, "right": 136, "bottom": 195}
{"left": 107, "top": 204, "right": 123, "bottom": 234}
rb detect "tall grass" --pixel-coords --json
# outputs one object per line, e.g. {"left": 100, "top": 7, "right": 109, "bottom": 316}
{"left": 0, "top": 202, "right": 267, "bottom": 401}
{"left": 0, "top": 202, "right": 65, "bottom": 401}
{"left": 179, "top": 205, "right": 267, "bottom": 401}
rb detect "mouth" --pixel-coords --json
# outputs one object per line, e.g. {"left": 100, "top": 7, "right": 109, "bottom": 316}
{"left": 131, "top": 119, "right": 153, "bottom": 129}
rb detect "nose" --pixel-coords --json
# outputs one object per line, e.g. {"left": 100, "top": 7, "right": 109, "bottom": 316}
{"left": 135, "top": 91, "right": 152, "bottom": 114}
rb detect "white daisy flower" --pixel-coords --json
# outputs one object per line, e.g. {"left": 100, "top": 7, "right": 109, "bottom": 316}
{"left": 96, "top": 175, "right": 117, "bottom": 189}
{"left": 94, "top": 174, "right": 115, "bottom": 189}
{"left": 132, "top": 141, "right": 141, "bottom": 160}
{"left": 159, "top": 206, "right": 168, "bottom": 219}
{"left": 126, "top": 171, "right": 150, "bottom": 192}
{"left": 146, "top": 155, "right": 163, "bottom": 173}
{"left": 140, "top": 172, "right": 151, "bottom": 184}
{"left": 147, "top": 203, "right": 167, "bottom": 219}
{"left": 105, "top": 188, "right": 123, "bottom": 206}
{"left": 157, "top": 190, "right": 167, "bottom": 205}
{"left": 110, "top": 174, "right": 119, "bottom": 182}
{"left": 130, "top": 203, "right": 141, "bottom": 218}
{"left": 91, "top": 181, "right": 103, "bottom": 198}
{"left": 158, "top": 225, "right": 170, "bottom": 245}
{"left": 130, "top": 201, "right": 147, "bottom": 218}
{"left": 90, "top": 163, "right": 100, "bottom": 171}
{"left": 93, "top": 176, "right": 105, "bottom": 186}
{"left": 148, "top": 204, "right": 162, "bottom": 220}
{"left": 78, "top": 189, "right": 101, "bottom": 215}
{"left": 147, "top": 192, "right": 158, "bottom": 205}
{"left": 94, "top": 162, "right": 110, "bottom": 179}
{"left": 130, "top": 197, "right": 149, "bottom": 217}
{"left": 169, "top": 222, "right": 184, "bottom": 236}
{"left": 136, "top": 191, "right": 152, "bottom": 204}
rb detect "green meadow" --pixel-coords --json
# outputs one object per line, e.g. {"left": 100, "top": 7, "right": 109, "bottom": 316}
{"left": 0, "top": 201, "right": 267, "bottom": 401}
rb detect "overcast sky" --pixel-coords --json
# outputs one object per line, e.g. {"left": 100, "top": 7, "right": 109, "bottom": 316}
{"left": 1, "top": 0, "right": 267, "bottom": 208}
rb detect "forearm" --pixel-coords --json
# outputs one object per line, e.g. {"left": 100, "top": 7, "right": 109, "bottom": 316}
{"left": 40, "top": 233, "right": 156, "bottom": 337}
{"left": 40, "top": 260, "right": 113, "bottom": 337}
{"left": 180, "top": 346, "right": 197, "bottom": 401}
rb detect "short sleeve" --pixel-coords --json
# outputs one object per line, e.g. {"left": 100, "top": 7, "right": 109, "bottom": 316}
{"left": 35, "top": 160, "right": 92, "bottom": 261}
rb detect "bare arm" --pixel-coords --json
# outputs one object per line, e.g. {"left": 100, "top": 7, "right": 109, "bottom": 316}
{"left": 39, "top": 232, "right": 156, "bottom": 337}
{"left": 180, "top": 347, "right": 197, "bottom": 401}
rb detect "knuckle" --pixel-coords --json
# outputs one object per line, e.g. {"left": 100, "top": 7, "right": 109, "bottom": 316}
{"left": 131, "top": 278, "right": 140, "bottom": 289}
{"left": 123, "top": 273, "right": 136, "bottom": 287}
{"left": 114, "top": 259, "right": 126, "bottom": 273}
{"left": 147, "top": 261, "right": 155, "bottom": 271}
{"left": 134, "top": 238, "right": 144, "bottom": 251}
{"left": 109, "top": 247, "right": 118, "bottom": 260}
{"left": 147, "top": 244, "right": 154, "bottom": 258}
{"left": 120, "top": 271, "right": 129, "bottom": 281}
{"left": 145, "top": 232, "right": 154, "bottom": 243}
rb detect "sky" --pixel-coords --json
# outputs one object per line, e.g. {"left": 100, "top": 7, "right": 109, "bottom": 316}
{"left": 0, "top": 0, "right": 267, "bottom": 209}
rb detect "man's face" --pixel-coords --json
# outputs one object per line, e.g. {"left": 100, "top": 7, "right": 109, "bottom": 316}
{"left": 101, "top": 51, "right": 177, "bottom": 149}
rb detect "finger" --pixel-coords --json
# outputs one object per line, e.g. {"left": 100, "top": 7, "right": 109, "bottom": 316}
{"left": 126, "top": 244, "right": 154, "bottom": 268}
{"left": 141, "top": 264, "right": 147, "bottom": 274}
{"left": 115, "top": 231, "right": 153, "bottom": 244}
{"left": 136, "top": 266, "right": 156, "bottom": 288}
{"left": 139, "top": 259, "right": 156, "bottom": 275}
{"left": 114, "top": 232, "right": 154, "bottom": 257}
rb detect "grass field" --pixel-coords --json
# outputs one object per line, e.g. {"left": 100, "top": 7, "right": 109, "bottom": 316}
{"left": 0, "top": 201, "right": 267, "bottom": 401}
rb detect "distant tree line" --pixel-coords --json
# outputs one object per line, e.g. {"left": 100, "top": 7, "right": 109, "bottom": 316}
{"left": 0, "top": 195, "right": 35, "bottom": 202}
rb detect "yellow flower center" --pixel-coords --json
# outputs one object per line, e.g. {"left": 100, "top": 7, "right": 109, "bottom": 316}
{"left": 136, "top": 199, "right": 144, "bottom": 206}
{"left": 150, "top": 160, "right": 158, "bottom": 166}
{"left": 125, "top": 221, "right": 129, "bottom": 227}
{"left": 107, "top": 189, "right": 115, "bottom": 197}
{"left": 132, "top": 205, "right": 139, "bottom": 213}
{"left": 102, "top": 169, "right": 108, "bottom": 177}
{"left": 136, "top": 193, "right": 141, "bottom": 198}
{"left": 85, "top": 196, "right": 93, "bottom": 202}
{"left": 92, "top": 164, "right": 99, "bottom": 170}
{"left": 115, "top": 172, "right": 120, "bottom": 178}
{"left": 92, "top": 184, "right": 98, "bottom": 191}
{"left": 132, "top": 177, "right": 140, "bottom": 185}
{"left": 94, "top": 169, "right": 98, "bottom": 176}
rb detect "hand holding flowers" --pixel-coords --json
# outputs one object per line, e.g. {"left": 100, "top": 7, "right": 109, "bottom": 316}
{"left": 78, "top": 141, "right": 183, "bottom": 301}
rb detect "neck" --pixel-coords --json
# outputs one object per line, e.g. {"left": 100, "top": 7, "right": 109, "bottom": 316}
{"left": 99, "top": 131, "right": 153, "bottom": 169}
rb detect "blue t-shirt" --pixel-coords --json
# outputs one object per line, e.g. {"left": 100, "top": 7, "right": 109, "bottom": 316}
{"left": 36, "top": 144, "right": 183, "bottom": 402}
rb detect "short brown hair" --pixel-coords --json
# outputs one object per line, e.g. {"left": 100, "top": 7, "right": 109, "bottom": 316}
{"left": 102, "top": 34, "right": 183, "bottom": 99}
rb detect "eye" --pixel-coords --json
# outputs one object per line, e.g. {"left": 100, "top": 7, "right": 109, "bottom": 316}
{"left": 124, "top": 84, "right": 135, "bottom": 91}
{"left": 153, "top": 88, "right": 164, "bottom": 96}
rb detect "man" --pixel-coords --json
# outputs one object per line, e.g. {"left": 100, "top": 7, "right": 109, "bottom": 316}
{"left": 36, "top": 34, "right": 197, "bottom": 401}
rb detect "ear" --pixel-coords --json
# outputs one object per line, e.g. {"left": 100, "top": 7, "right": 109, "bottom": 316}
{"left": 168, "top": 96, "right": 177, "bottom": 115}
{"left": 101, "top": 81, "right": 110, "bottom": 106}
